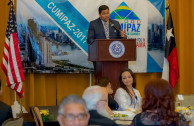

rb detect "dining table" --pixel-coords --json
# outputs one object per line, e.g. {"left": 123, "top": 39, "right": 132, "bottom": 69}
{"left": 22, "top": 106, "right": 132, "bottom": 126}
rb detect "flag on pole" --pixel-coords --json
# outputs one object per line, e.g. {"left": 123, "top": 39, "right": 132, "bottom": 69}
{"left": 162, "top": 8, "right": 179, "bottom": 88}
{"left": 1, "top": 2, "right": 25, "bottom": 98}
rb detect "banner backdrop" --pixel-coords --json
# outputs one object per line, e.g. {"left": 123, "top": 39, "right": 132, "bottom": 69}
{"left": 17, "top": 0, "right": 165, "bottom": 73}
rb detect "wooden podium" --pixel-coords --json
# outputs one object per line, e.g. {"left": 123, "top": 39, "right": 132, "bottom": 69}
{"left": 88, "top": 39, "right": 136, "bottom": 92}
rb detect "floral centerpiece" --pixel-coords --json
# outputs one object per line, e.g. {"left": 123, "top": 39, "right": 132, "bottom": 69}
{"left": 175, "top": 106, "right": 193, "bottom": 121}
{"left": 40, "top": 110, "right": 50, "bottom": 121}
{"left": 188, "top": 106, "right": 194, "bottom": 110}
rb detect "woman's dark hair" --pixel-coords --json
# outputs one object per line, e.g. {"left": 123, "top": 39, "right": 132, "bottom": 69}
{"left": 119, "top": 68, "right": 136, "bottom": 104}
{"left": 95, "top": 77, "right": 110, "bottom": 87}
{"left": 98, "top": 5, "right": 109, "bottom": 14}
{"left": 142, "top": 79, "right": 179, "bottom": 125}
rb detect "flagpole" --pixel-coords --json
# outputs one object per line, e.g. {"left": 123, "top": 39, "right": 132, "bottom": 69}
{"left": 90, "top": 72, "right": 92, "bottom": 87}
{"left": 20, "top": 98, "right": 23, "bottom": 114}
{"left": 15, "top": 91, "right": 16, "bottom": 102}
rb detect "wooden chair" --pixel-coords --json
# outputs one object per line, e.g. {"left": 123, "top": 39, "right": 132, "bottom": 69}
{"left": 2, "top": 116, "right": 23, "bottom": 126}
{"left": 31, "top": 107, "right": 44, "bottom": 126}
{"left": 31, "top": 107, "right": 39, "bottom": 126}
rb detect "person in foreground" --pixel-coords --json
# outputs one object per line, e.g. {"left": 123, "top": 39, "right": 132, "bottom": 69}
{"left": 0, "top": 79, "right": 13, "bottom": 125}
{"left": 57, "top": 95, "right": 90, "bottom": 126}
{"left": 95, "top": 77, "right": 119, "bottom": 110}
{"left": 82, "top": 85, "right": 118, "bottom": 126}
{"left": 131, "top": 79, "right": 189, "bottom": 126}
{"left": 114, "top": 68, "right": 142, "bottom": 112}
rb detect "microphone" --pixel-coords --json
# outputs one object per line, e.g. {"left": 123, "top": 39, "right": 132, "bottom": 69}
{"left": 110, "top": 22, "right": 120, "bottom": 32}
{"left": 110, "top": 22, "right": 127, "bottom": 38}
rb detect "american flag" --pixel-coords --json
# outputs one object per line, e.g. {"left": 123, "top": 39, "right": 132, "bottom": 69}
{"left": 1, "top": 2, "right": 25, "bottom": 98}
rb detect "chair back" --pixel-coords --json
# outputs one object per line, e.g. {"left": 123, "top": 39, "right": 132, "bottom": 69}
{"left": 31, "top": 107, "right": 39, "bottom": 126}
{"left": 2, "top": 116, "right": 23, "bottom": 126}
{"left": 32, "top": 107, "right": 44, "bottom": 126}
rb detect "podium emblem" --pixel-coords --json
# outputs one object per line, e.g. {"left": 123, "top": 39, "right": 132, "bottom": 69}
{"left": 109, "top": 41, "right": 125, "bottom": 58}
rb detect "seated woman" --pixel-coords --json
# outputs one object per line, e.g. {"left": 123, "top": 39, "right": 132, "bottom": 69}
{"left": 114, "top": 68, "right": 142, "bottom": 112}
{"left": 95, "top": 77, "right": 119, "bottom": 110}
{"left": 131, "top": 79, "right": 189, "bottom": 126}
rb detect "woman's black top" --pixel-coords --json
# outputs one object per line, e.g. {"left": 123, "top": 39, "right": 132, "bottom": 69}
{"left": 108, "top": 94, "right": 119, "bottom": 110}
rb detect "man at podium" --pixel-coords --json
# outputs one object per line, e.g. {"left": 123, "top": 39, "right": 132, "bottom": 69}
{"left": 87, "top": 5, "right": 126, "bottom": 76}
{"left": 87, "top": 5, "right": 126, "bottom": 45}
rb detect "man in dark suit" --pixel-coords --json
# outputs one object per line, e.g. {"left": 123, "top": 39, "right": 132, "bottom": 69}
{"left": 87, "top": 5, "right": 125, "bottom": 45}
{"left": 82, "top": 86, "right": 118, "bottom": 126}
{"left": 0, "top": 79, "right": 13, "bottom": 125}
{"left": 87, "top": 5, "right": 126, "bottom": 76}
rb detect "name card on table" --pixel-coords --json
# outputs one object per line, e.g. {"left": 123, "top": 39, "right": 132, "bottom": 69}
{"left": 177, "top": 94, "right": 184, "bottom": 100}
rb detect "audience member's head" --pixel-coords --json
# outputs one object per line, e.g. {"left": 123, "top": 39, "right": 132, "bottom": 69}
{"left": 95, "top": 77, "right": 113, "bottom": 94}
{"left": 57, "top": 95, "right": 90, "bottom": 126}
{"left": 142, "top": 79, "right": 178, "bottom": 125}
{"left": 82, "top": 86, "right": 110, "bottom": 118}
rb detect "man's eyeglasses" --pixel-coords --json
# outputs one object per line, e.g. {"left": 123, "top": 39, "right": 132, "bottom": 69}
{"left": 100, "top": 99, "right": 107, "bottom": 103}
{"left": 60, "top": 113, "right": 88, "bottom": 121}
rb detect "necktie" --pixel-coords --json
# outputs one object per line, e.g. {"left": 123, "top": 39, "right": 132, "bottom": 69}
{"left": 104, "top": 22, "right": 109, "bottom": 39}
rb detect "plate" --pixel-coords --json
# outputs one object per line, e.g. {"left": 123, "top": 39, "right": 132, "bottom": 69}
{"left": 113, "top": 111, "right": 136, "bottom": 120}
